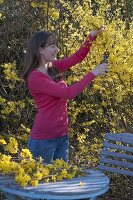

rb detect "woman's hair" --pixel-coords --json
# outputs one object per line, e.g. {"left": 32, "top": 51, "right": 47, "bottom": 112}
{"left": 23, "top": 31, "right": 62, "bottom": 83}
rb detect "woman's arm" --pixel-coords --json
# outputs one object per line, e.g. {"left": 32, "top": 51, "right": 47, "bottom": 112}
{"left": 28, "top": 63, "right": 108, "bottom": 100}
{"left": 52, "top": 27, "right": 105, "bottom": 72}
{"left": 52, "top": 34, "right": 96, "bottom": 72}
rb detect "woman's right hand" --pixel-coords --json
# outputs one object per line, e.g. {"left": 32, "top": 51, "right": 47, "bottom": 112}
{"left": 91, "top": 63, "right": 109, "bottom": 76}
{"left": 90, "top": 25, "right": 106, "bottom": 37}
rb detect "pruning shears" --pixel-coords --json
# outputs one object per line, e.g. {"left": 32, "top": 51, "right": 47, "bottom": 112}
{"left": 100, "top": 52, "right": 109, "bottom": 64}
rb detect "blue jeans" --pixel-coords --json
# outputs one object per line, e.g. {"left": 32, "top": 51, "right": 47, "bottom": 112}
{"left": 28, "top": 135, "right": 69, "bottom": 164}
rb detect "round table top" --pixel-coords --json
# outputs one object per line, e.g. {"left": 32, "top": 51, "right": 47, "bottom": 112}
{"left": 0, "top": 170, "right": 109, "bottom": 199}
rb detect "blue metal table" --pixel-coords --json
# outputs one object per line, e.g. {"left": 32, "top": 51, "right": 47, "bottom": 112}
{"left": 0, "top": 170, "right": 109, "bottom": 200}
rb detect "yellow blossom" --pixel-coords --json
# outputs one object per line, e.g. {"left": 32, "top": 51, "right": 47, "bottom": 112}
{"left": 51, "top": 11, "right": 59, "bottom": 20}
{"left": 41, "top": 168, "right": 50, "bottom": 177}
{"left": 5, "top": 137, "right": 18, "bottom": 154}
{"left": 20, "top": 149, "right": 32, "bottom": 159}
{"left": 61, "top": 169, "right": 67, "bottom": 178}
{"left": 0, "top": 139, "right": 7, "bottom": 145}
{"left": 34, "top": 172, "right": 43, "bottom": 180}
{"left": 15, "top": 173, "right": 31, "bottom": 187}
{"left": 30, "top": 180, "right": 39, "bottom": 187}
{"left": 80, "top": 181, "right": 85, "bottom": 186}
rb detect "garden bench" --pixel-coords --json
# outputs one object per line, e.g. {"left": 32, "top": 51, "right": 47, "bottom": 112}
{"left": 99, "top": 132, "right": 133, "bottom": 176}
{"left": 0, "top": 132, "right": 133, "bottom": 200}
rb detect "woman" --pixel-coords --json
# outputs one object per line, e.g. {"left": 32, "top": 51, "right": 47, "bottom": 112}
{"left": 23, "top": 28, "right": 109, "bottom": 164}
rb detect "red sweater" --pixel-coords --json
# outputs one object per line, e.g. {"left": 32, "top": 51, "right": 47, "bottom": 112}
{"left": 28, "top": 34, "right": 96, "bottom": 139}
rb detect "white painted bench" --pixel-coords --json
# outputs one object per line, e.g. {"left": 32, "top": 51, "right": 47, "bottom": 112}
{"left": 0, "top": 132, "right": 133, "bottom": 200}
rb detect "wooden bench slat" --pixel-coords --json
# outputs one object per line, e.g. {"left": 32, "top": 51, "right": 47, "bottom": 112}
{"left": 25, "top": 182, "right": 108, "bottom": 191}
{"left": 100, "top": 157, "right": 133, "bottom": 169}
{"left": 102, "top": 150, "right": 133, "bottom": 160}
{"left": 105, "top": 133, "right": 133, "bottom": 144}
{"left": 99, "top": 165, "right": 133, "bottom": 176}
{"left": 104, "top": 141, "right": 133, "bottom": 153}
{"left": 36, "top": 185, "right": 107, "bottom": 193}
{"left": 25, "top": 181, "right": 108, "bottom": 191}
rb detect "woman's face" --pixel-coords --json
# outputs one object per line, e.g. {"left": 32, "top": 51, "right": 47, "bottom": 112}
{"left": 40, "top": 44, "right": 59, "bottom": 62}
{"left": 39, "top": 35, "right": 59, "bottom": 63}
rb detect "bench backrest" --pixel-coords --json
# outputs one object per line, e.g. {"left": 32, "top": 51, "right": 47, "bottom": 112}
{"left": 99, "top": 133, "right": 133, "bottom": 176}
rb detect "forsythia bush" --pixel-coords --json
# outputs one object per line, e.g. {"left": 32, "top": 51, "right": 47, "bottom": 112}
{"left": 0, "top": 138, "right": 84, "bottom": 187}
{"left": 58, "top": 0, "right": 133, "bottom": 165}
{"left": 0, "top": 0, "right": 133, "bottom": 181}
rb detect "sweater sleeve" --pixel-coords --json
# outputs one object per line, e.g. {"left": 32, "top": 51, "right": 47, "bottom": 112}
{"left": 28, "top": 72, "right": 96, "bottom": 100}
{"left": 52, "top": 34, "right": 96, "bottom": 72}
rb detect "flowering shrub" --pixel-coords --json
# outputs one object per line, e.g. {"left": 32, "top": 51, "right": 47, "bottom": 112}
{"left": 0, "top": 0, "right": 132, "bottom": 182}
{"left": 0, "top": 138, "right": 84, "bottom": 187}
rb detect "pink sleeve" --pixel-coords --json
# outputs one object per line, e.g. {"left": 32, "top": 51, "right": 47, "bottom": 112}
{"left": 52, "top": 34, "right": 96, "bottom": 72}
{"left": 28, "top": 72, "right": 96, "bottom": 100}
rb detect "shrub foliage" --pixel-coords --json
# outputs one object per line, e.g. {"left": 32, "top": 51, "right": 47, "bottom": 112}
{"left": 0, "top": 0, "right": 133, "bottom": 166}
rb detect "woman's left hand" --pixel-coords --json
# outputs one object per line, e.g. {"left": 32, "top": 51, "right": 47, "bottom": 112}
{"left": 90, "top": 25, "right": 106, "bottom": 37}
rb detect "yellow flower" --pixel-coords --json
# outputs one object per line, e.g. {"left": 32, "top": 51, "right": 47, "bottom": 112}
{"left": 10, "top": 161, "right": 19, "bottom": 173}
{"left": 45, "top": 178, "right": 50, "bottom": 183}
{"left": 51, "top": 11, "right": 59, "bottom": 20}
{"left": 0, "top": 155, "right": 12, "bottom": 174}
{"left": 66, "top": 173, "right": 73, "bottom": 179}
{"left": 17, "top": 166, "right": 25, "bottom": 174}
{"left": 30, "top": 180, "right": 39, "bottom": 187}
{"left": 0, "top": 139, "right": 7, "bottom": 145}
{"left": 5, "top": 137, "right": 18, "bottom": 154}
{"left": 41, "top": 168, "right": 50, "bottom": 177}
{"left": 53, "top": 159, "right": 69, "bottom": 169}
{"left": 47, "top": 164, "right": 53, "bottom": 170}
{"left": 80, "top": 181, "right": 85, "bottom": 186}
{"left": 61, "top": 169, "right": 67, "bottom": 178}
{"left": 51, "top": 175, "right": 56, "bottom": 182}
{"left": 3, "top": 62, "right": 19, "bottom": 81}
{"left": 34, "top": 172, "right": 43, "bottom": 180}
{"left": 20, "top": 149, "right": 32, "bottom": 159}
{"left": 15, "top": 173, "right": 31, "bottom": 187}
